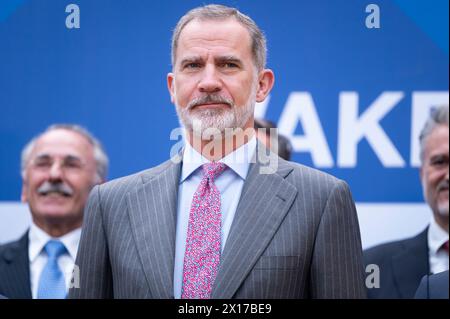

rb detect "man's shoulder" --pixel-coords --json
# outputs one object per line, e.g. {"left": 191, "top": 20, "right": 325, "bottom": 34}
{"left": 363, "top": 228, "right": 428, "bottom": 264}
{"left": 97, "top": 158, "right": 178, "bottom": 196}
{"left": 0, "top": 233, "right": 28, "bottom": 264}
{"left": 428, "top": 270, "right": 449, "bottom": 297}
{"left": 415, "top": 270, "right": 449, "bottom": 299}
{"left": 277, "top": 158, "right": 344, "bottom": 189}
{"left": 364, "top": 240, "right": 406, "bottom": 263}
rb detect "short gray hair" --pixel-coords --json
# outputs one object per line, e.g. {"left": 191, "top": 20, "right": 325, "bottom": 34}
{"left": 419, "top": 104, "right": 449, "bottom": 162}
{"left": 21, "top": 124, "right": 109, "bottom": 181}
{"left": 171, "top": 4, "right": 267, "bottom": 71}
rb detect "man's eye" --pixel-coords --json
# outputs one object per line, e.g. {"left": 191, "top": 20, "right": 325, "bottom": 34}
{"left": 185, "top": 63, "right": 201, "bottom": 69}
{"left": 35, "top": 161, "right": 51, "bottom": 168}
{"left": 221, "top": 62, "right": 238, "bottom": 68}
{"left": 64, "top": 160, "right": 83, "bottom": 169}
{"left": 431, "top": 157, "right": 448, "bottom": 166}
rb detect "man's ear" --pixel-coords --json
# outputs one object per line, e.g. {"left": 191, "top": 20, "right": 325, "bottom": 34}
{"left": 21, "top": 180, "right": 28, "bottom": 203}
{"left": 167, "top": 73, "right": 175, "bottom": 104}
{"left": 419, "top": 165, "right": 424, "bottom": 184}
{"left": 255, "top": 69, "right": 275, "bottom": 103}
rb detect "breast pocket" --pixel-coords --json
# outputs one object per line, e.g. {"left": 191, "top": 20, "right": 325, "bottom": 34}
{"left": 253, "top": 255, "right": 302, "bottom": 270}
{"left": 237, "top": 255, "right": 305, "bottom": 298}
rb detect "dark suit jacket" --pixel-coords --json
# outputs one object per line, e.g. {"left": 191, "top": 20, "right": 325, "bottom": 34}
{"left": 415, "top": 270, "right": 449, "bottom": 299}
{"left": 364, "top": 228, "right": 429, "bottom": 299}
{"left": 0, "top": 232, "right": 32, "bottom": 299}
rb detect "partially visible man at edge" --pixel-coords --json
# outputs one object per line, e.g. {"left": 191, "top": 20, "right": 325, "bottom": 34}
{"left": 365, "top": 104, "right": 449, "bottom": 298}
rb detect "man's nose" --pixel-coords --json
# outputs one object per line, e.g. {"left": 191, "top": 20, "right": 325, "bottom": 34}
{"left": 49, "top": 161, "right": 64, "bottom": 181}
{"left": 198, "top": 65, "right": 222, "bottom": 93}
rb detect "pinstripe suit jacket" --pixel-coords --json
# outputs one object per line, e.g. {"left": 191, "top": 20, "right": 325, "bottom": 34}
{"left": 0, "top": 233, "right": 32, "bottom": 299}
{"left": 69, "top": 149, "right": 366, "bottom": 299}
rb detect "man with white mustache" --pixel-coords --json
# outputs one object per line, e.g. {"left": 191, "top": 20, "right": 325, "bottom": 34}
{"left": 365, "top": 104, "right": 449, "bottom": 299}
{"left": 0, "top": 124, "right": 108, "bottom": 299}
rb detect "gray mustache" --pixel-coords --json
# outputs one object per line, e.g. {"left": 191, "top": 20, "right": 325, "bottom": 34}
{"left": 37, "top": 181, "right": 74, "bottom": 197}
{"left": 187, "top": 94, "right": 234, "bottom": 110}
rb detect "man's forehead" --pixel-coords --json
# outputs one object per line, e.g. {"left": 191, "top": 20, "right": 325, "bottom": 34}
{"left": 31, "top": 130, "right": 93, "bottom": 159}
{"left": 424, "top": 125, "right": 449, "bottom": 153}
{"left": 178, "top": 18, "right": 252, "bottom": 52}
{"left": 36, "top": 129, "right": 90, "bottom": 145}
{"left": 427, "top": 125, "right": 449, "bottom": 142}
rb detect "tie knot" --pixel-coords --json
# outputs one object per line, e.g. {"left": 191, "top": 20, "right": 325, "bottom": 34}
{"left": 202, "top": 162, "right": 226, "bottom": 181}
{"left": 44, "top": 240, "right": 66, "bottom": 259}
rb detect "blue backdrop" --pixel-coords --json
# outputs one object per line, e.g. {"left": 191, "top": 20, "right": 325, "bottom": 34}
{"left": 0, "top": 0, "right": 448, "bottom": 203}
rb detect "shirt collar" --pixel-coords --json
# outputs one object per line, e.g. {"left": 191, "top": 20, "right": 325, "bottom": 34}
{"left": 180, "top": 136, "right": 257, "bottom": 182}
{"left": 28, "top": 221, "right": 81, "bottom": 262}
{"left": 428, "top": 217, "right": 449, "bottom": 254}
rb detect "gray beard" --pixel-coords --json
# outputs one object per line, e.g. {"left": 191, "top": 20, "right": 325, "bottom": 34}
{"left": 176, "top": 95, "right": 256, "bottom": 136}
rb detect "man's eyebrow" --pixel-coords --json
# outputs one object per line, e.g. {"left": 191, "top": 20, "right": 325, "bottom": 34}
{"left": 179, "top": 56, "right": 203, "bottom": 65}
{"left": 34, "top": 154, "right": 51, "bottom": 161}
{"left": 33, "top": 153, "right": 83, "bottom": 162}
{"left": 215, "top": 56, "right": 243, "bottom": 64}
{"left": 65, "top": 155, "right": 83, "bottom": 162}
{"left": 430, "top": 153, "right": 448, "bottom": 160}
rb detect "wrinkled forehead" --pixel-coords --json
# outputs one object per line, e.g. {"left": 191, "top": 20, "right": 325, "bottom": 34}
{"left": 177, "top": 18, "right": 253, "bottom": 58}
{"left": 30, "top": 129, "right": 94, "bottom": 162}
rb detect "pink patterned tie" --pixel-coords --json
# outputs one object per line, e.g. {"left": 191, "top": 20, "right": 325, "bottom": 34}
{"left": 182, "top": 162, "right": 227, "bottom": 299}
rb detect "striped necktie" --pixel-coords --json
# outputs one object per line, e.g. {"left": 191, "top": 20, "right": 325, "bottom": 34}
{"left": 37, "top": 240, "right": 67, "bottom": 299}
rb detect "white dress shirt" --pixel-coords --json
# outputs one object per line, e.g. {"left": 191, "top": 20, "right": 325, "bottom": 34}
{"left": 428, "top": 217, "right": 449, "bottom": 274}
{"left": 28, "top": 222, "right": 81, "bottom": 299}
{"left": 173, "top": 137, "right": 256, "bottom": 299}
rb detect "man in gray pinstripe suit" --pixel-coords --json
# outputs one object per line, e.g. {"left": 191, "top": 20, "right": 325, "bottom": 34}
{"left": 69, "top": 4, "right": 366, "bottom": 299}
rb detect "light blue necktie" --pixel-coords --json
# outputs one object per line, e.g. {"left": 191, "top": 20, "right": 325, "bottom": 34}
{"left": 37, "top": 240, "right": 67, "bottom": 299}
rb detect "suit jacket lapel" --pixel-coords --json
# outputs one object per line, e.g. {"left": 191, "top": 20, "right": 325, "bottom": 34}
{"left": 211, "top": 158, "right": 297, "bottom": 299}
{"left": 126, "top": 158, "right": 181, "bottom": 298}
{"left": 1, "top": 232, "right": 32, "bottom": 298}
{"left": 391, "top": 228, "right": 429, "bottom": 298}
